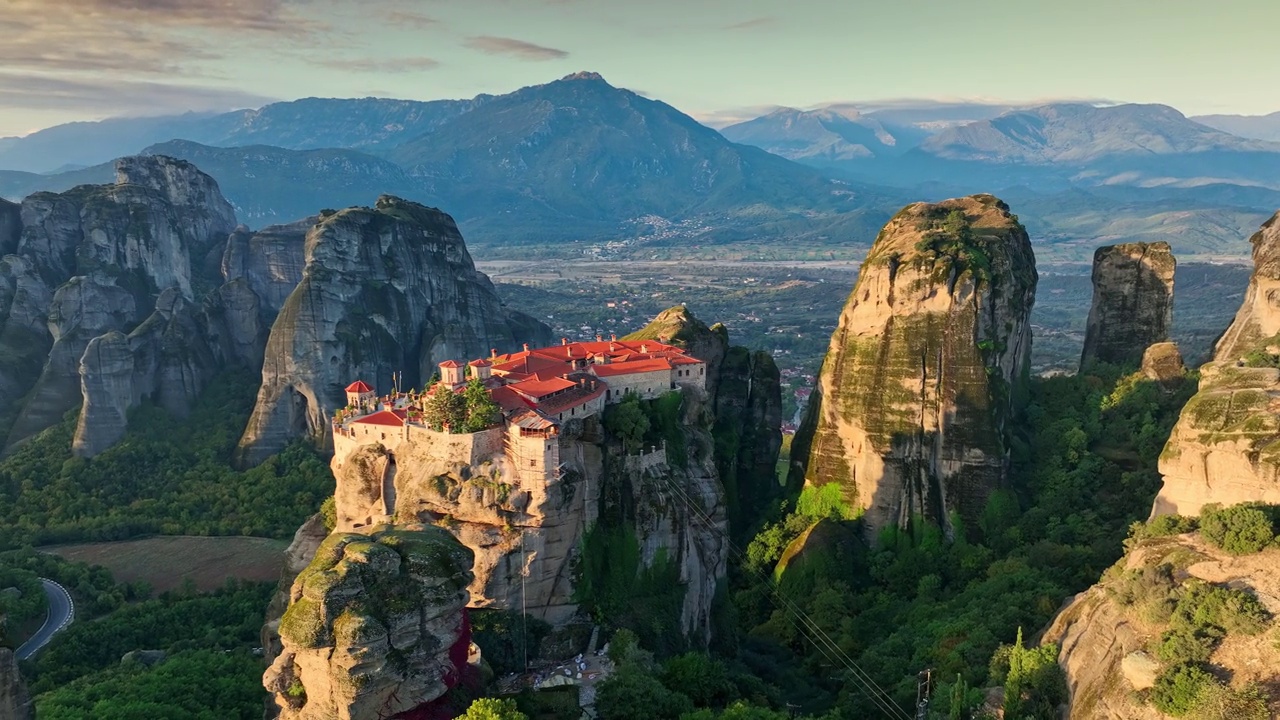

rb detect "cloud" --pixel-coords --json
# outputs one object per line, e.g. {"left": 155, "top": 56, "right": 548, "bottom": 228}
{"left": 724, "top": 17, "right": 776, "bottom": 31}
{"left": 14, "top": 0, "right": 307, "bottom": 32}
{"left": 386, "top": 9, "right": 439, "bottom": 29}
{"left": 0, "top": 72, "right": 277, "bottom": 114}
{"left": 463, "top": 36, "right": 569, "bottom": 61}
{"left": 318, "top": 56, "right": 441, "bottom": 73}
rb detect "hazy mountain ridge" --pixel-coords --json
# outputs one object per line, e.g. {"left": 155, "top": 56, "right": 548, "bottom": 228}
{"left": 1192, "top": 111, "right": 1280, "bottom": 142}
{"left": 0, "top": 97, "right": 487, "bottom": 174}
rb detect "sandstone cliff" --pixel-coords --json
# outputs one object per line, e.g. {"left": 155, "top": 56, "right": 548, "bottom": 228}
{"left": 1153, "top": 213, "right": 1280, "bottom": 517}
{"left": 1212, "top": 213, "right": 1280, "bottom": 362}
{"left": 789, "top": 194, "right": 1037, "bottom": 537}
{"left": 264, "top": 525, "right": 474, "bottom": 720}
{"left": 1080, "top": 242, "right": 1175, "bottom": 369}
{"left": 0, "top": 647, "right": 32, "bottom": 720}
{"left": 0, "top": 155, "right": 238, "bottom": 451}
{"left": 1043, "top": 533, "right": 1280, "bottom": 719}
{"left": 236, "top": 196, "right": 551, "bottom": 466}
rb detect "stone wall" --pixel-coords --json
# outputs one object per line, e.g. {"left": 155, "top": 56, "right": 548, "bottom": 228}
{"left": 601, "top": 369, "right": 674, "bottom": 403}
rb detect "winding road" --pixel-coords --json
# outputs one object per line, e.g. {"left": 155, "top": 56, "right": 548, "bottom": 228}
{"left": 16, "top": 579, "right": 74, "bottom": 660}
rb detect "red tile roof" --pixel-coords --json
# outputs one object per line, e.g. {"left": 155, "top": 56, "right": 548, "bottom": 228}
{"left": 590, "top": 359, "right": 672, "bottom": 377}
{"left": 510, "top": 376, "right": 577, "bottom": 399}
{"left": 539, "top": 384, "right": 606, "bottom": 415}
{"left": 489, "top": 386, "right": 533, "bottom": 412}
{"left": 351, "top": 409, "right": 406, "bottom": 427}
{"left": 439, "top": 360, "right": 464, "bottom": 368}
{"left": 345, "top": 380, "right": 373, "bottom": 393}
{"left": 468, "top": 359, "right": 492, "bottom": 367}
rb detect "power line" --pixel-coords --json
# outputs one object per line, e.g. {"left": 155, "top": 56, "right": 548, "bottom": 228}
{"left": 648, "top": 468, "right": 913, "bottom": 720}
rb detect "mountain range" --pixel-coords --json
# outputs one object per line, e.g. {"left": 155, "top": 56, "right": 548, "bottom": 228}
{"left": 2, "top": 74, "right": 1279, "bottom": 260}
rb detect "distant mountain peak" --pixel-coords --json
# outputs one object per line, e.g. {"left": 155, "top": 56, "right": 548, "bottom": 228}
{"left": 560, "top": 71, "right": 606, "bottom": 82}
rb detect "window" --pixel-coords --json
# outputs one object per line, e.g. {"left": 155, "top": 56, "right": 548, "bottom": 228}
{"left": 381, "top": 432, "right": 386, "bottom": 440}
{"left": 530, "top": 459, "right": 537, "bottom": 467}
{"left": 699, "top": 367, "right": 704, "bottom": 375}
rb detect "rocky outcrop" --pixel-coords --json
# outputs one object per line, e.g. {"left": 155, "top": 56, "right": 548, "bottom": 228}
{"left": 1212, "top": 212, "right": 1280, "bottom": 361}
{"left": 1, "top": 155, "right": 238, "bottom": 450}
{"left": 1140, "top": 342, "right": 1185, "bottom": 385}
{"left": 263, "top": 525, "right": 473, "bottom": 720}
{"left": 0, "top": 199, "right": 18, "bottom": 256}
{"left": 1080, "top": 242, "right": 1175, "bottom": 369}
{"left": 72, "top": 289, "right": 221, "bottom": 456}
{"left": 1043, "top": 534, "right": 1280, "bottom": 719}
{"left": 624, "top": 306, "right": 783, "bottom": 537}
{"left": 1153, "top": 213, "right": 1280, "bottom": 517}
{"left": 236, "top": 196, "right": 551, "bottom": 466}
{"left": 1151, "top": 362, "right": 1280, "bottom": 516}
{"left": 0, "top": 647, "right": 32, "bottom": 720}
{"left": 790, "top": 195, "right": 1037, "bottom": 537}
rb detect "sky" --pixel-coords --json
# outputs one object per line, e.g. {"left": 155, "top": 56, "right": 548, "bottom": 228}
{"left": 2, "top": 0, "right": 1278, "bottom": 136}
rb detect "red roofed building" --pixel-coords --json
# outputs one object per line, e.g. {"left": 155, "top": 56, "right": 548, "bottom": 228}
{"left": 331, "top": 338, "right": 705, "bottom": 482}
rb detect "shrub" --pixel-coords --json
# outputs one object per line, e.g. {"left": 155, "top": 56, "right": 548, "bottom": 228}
{"left": 1199, "top": 503, "right": 1276, "bottom": 555}
{"left": 1141, "top": 514, "right": 1198, "bottom": 539}
{"left": 1154, "top": 627, "right": 1215, "bottom": 665}
{"left": 1151, "top": 663, "right": 1216, "bottom": 716}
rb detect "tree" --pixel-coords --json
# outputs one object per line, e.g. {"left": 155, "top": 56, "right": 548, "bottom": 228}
{"left": 423, "top": 386, "right": 465, "bottom": 433}
{"left": 603, "top": 396, "right": 649, "bottom": 453}
{"left": 1001, "top": 628, "right": 1065, "bottom": 720}
{"left": 595, "top": 664, "right": 692, "bottom": 720}
{"left": 460, "top": 697, "right": 527, "bottom": 720}
{"left": 463, "top": 378, "right": 502, "bottom": 432}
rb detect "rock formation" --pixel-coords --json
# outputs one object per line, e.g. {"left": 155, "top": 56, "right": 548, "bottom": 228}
{"left": 0, "top": 155, "right": 238, "bottom": 451}
{"left": 1140, "top": 341, "right": 1185, "bottom": 386}
{"left": 236, "top": 196, "right": 551, "bottom": 466}
{"left": 789, "top": 194, "right": 1037, "bottom": 537}
{"left": 72, "top": 289, "right": 221, "bottom": 456}
{"left": 263, "top": 525, "right": 474, "bottom": 720}
{"left": 1080, "top": 242, "right": 1175, "bottom": 369}
{"left": 328, "top": 306, "right": 777, "bottom": 639}
{"left": 0, "top": 647, "right": 32, "bottom": 720}
{"left": 1212, "top": 213, "right": 1280, "bottom": 361}
{"left": 1153, "top": 212, "right": 1280, "bottom": 517}
{"left": 1043, "top": 532, "right": 1280, "bottom": 719}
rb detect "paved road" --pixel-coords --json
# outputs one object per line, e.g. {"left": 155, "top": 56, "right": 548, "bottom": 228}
{"left": 16, "top": 579, "right": 74, "bottom": 660}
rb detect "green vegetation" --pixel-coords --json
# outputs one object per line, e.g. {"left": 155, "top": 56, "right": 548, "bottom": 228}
{"left": 0, "top": 369, "right": 333, "bottom": 548}
{"left": 460, "top": 697, "right": 528, "bottom": 720}
{"left": 574, "top": 524, "right": 685, "bottom": 656}
{"left": 25, "top": 580, "right": 273, "bottom": 693}
{"left": 718, "top": 365, "right": 1194, "bottom": 718}
{"left": 1198, "top": 502, "right": 1279, "bottom": 554}
{"left": 35, "top": 649, "right": 267, "bottom": 720}
{"left": 470, "top": 609, "right": 552, "bottom": 676}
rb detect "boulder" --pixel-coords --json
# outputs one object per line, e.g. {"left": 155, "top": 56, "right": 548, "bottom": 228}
{"left": 1139, "top": 342, "right": 1184, "bottom": 385}
{"left": 1119, "top": 651, "right": 1159, "bottom": 690}
{"left": 1080, "top": 242, "right": 1175, "bottom": 369}
{"left": 789, "top": 194, "right": 1037, "bottom": 537}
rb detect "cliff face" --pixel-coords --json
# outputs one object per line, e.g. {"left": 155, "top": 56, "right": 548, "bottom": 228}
{"left": 790, "top": 194, "right": 1037, "bottom": 536}
{"left": 264, "top": 526, "right": 474, "bottom": 720}
{"left": 1153, "top": 213, "right": 1280, "bottom": 517}
{"left": 1044, "top": 534, "right": 1280, "bottom": 719}
{"left": 1211, "top": 213, "right": 1280, "bottom": 361}
{"left": 236, "top": 196, "right": 551, "bottom": 466}
{"left": 1080, "top": 242, "right": 1175, "bottom": 369}
{"left": 329, "top": 307, "right": 777, "bottom": 640}
{"left": 0, "top": 156, "right": 238, "bottom": 450}
{"left": 0, "top": 648, "right": 33, "bottom": 720}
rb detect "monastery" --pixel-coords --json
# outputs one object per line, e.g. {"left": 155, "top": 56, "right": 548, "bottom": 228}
{"left": 331, "top": 336, "right": 707, "bottom": 483}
